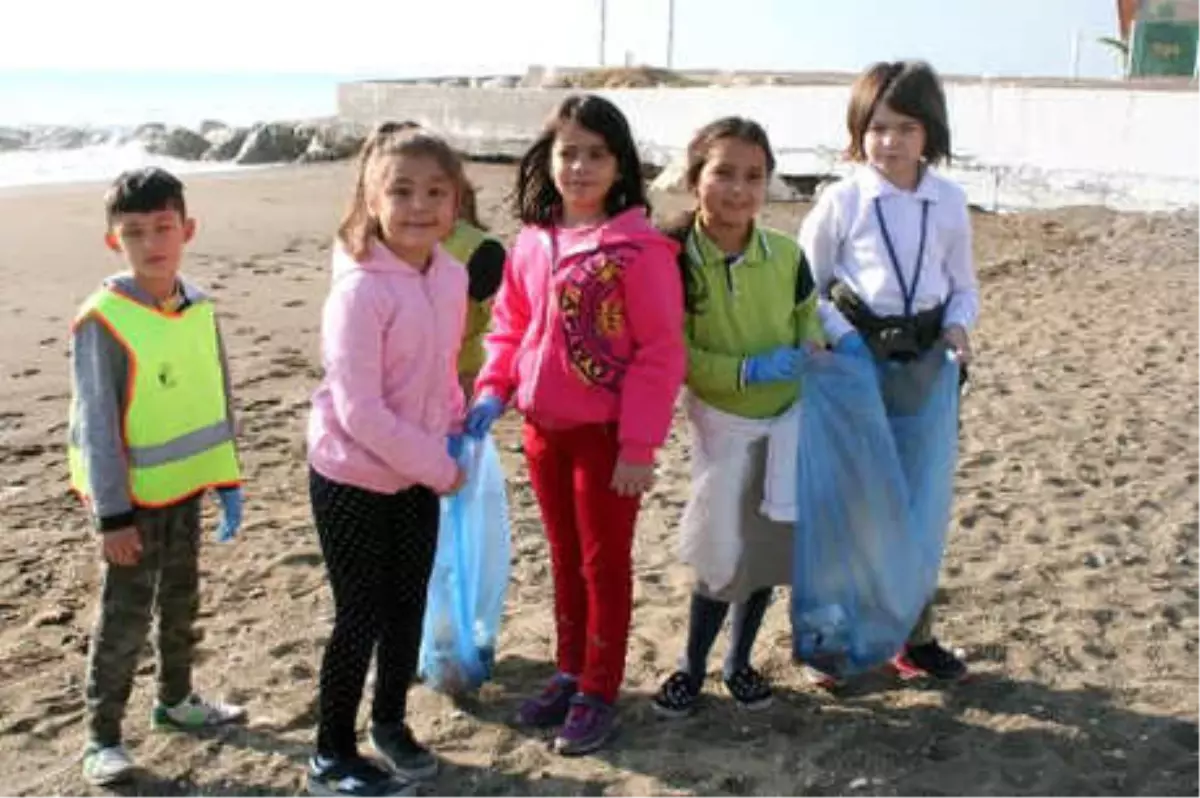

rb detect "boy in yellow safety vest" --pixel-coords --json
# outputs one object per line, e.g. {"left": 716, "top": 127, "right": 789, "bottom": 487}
{"left": 68, "top": 167, "right": 247, "bottom": 787}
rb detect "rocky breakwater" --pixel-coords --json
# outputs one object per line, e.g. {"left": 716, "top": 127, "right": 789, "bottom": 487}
{"left": 0, "top": 119, "right": 370, "bottom": 166}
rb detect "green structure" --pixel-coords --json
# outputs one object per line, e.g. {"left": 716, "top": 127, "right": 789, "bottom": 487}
{"left": 1129, "top": 0, "right": 1198, "bottom": 77}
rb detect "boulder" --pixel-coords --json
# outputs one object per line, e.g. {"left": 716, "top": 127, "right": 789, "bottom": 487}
{"left": 297, "top": 122, "right": 367, "bottom": 163}
{"left": 143, "top": 126, "right": 210, "bottom": 160}
{"left": 131, "top": 122, "right": 167, "bottom": 139}
{"left": 202, "top": 127, "right": 249, "bottom": 161}
{"left": 649, "top": 159, "right": 689, "bottom": 194}
{"left": 198, "top": 119, "right": 227, "bottom": 136}
{"left": 0, "top": 126, "right": 28, "bottom": 151}
{"left": 234, "top": 123, "right": 304, "bottom": 164}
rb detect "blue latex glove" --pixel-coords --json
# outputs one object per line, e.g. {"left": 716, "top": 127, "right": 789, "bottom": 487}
{"left": 216, "top": 486, "right": 243, "bottom": 543}
{"left": 743, "top": 347, "right": 801, "bottom": 385}
{"left": 463, "top": 395, "right": 504, "bottom": 440}
{"left": 447, "top": 433, "right": 464, "bottom": 461}
{"left": 833, "top": 332, "right": 871, "bottom": 358}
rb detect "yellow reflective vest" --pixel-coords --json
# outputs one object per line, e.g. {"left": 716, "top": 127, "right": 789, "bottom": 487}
{"left": 68, "top": 288, "right": 241, "bottom": 507}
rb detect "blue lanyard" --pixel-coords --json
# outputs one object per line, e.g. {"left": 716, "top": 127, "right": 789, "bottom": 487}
{"left": 872, "top": 197, "right": 930, "bottom": 318}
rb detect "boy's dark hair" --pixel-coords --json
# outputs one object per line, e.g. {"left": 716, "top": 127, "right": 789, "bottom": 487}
{"left": 104, "top": 167, "right": 187, "bottom": 227}
{"left": 846, "top": 60, "right": 951, "bottom": 165}
{"left": 514, "top": 94, "right": 648, "bottom": 225}
{"left": 338, "top": 121, "right": 467, "bottom": 260}
{"left": 660, "top": 116, "right": 777, "bottom": 314}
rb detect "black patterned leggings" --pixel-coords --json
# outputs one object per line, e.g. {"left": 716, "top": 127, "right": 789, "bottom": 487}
{"left": 309, "top": 469, "right": 439, "bottom": 758}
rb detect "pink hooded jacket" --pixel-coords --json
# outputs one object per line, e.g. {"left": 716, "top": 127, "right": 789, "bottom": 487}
{"left": 308, "top": 239, "right": 466, "bottom": 494}
{"left": 475, "top": 207, "right": 686, "bottom": 464}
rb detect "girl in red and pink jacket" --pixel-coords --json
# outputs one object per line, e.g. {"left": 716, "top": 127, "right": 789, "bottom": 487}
{"left": 464, "top": 95, "right": 687, "bottom": 755}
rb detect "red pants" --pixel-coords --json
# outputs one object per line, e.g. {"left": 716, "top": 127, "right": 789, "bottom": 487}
{"left": 522, "top": 421, "right": 642, "bottom": 703}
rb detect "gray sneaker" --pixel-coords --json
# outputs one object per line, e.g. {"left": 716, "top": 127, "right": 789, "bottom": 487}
{"left": 307, "top": 755, "right": 415, "bottom": 797}
{"left": 369, "top": 724, "right": 438, "bottom": 781}
{"left": 82, "top": 744, "right": 134, "bottom": 786}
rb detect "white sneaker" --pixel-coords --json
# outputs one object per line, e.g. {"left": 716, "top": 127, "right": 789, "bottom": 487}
{"left": 152, "top": 693, "right": 247, "bottom": 730}
{"left": 82, "top": 744, "right": 134, "bottom": 786}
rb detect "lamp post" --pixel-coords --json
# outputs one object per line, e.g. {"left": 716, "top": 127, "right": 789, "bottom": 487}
{"left": 599, "top": 0, "right": 607, "bottom": 66}
{"left": 667, "top": 0, "right": 676, "bottom": 69}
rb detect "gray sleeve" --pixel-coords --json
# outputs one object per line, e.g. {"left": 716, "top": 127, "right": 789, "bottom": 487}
{"left": 71, "top": 318, "right": 135, "bottom": 530}
{"left": 214, "top": 319, "right": 237, "bottom": 436}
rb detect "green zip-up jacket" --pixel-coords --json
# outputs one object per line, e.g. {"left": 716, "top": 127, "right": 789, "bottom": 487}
{"left": 682, "top": 221, "right": 824, "bottom": 419}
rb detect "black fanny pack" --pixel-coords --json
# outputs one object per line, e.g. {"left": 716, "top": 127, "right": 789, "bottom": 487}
{"left": 830, "top": 281, "right": 944, "bottom": 362}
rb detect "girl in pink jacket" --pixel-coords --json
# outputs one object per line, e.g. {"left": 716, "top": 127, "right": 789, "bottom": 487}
{"left": 305, "top": 123, "right": 468, "bottom": 797}
{"left": 464, "top": 95, "right": 687, "bottom": 756}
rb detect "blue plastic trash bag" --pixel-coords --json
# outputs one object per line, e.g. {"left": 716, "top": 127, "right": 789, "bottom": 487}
{"left": 419, "top": 435, "right": 511, "bottom": 695}
{"left": 791, "top": 343, "right": 960, "bottom": 678}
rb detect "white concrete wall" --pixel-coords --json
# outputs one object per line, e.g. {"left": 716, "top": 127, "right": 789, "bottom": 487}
{"left": 339, "top": 81, "right": 1198, "bottom": 212}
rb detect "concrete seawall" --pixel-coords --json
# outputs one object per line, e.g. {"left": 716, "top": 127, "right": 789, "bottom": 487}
{"left": 338, "top": 80, "right": 1198, "bottom": 212}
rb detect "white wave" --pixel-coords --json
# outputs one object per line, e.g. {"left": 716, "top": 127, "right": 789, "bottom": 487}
{"left": 0, "top": 139, "right": 266, "bottom": 190}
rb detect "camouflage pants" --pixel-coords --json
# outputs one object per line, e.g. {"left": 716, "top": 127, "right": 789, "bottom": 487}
{"left": 85, "top": 497, "right": 201, "bottom": 746}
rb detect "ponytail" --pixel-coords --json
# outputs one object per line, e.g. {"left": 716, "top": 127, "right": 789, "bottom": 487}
{"left": 659, "top": 209, "right": 706, "bottom": 315}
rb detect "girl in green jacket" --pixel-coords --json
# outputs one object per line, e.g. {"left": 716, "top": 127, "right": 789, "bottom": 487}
{"left": 653, "top": 117, "right": 825, "bottom": 718}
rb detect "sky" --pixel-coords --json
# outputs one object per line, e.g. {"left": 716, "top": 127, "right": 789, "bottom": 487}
{"left": 1, "top": 0, "right": 1125, "bottom": 80}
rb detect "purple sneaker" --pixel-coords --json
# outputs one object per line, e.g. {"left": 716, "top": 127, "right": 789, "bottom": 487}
{"left": 516, "top": 673, "right": 577, "bottom": 728}
{"left": 552, "top": 694, "right": 617, "bottom": 756}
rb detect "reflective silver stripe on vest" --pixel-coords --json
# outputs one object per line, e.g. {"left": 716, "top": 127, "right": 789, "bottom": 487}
{"left": 126, "top": 420, "right": 234, "bottom": 468}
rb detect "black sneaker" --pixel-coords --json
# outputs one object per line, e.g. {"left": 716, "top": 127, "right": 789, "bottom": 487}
{"left": 306, "top": 755, "right": 414, "bottom": 797}
{"left": 723, "top": 666, "right": 774, "bottom": 710}
{"left": 652, "top": 671, "right": 701, "bottom": 718}
{"left": 369, "top": 723, "right": 438, "bottom": 781}
{"left": 892, "top": 640, "right": 969, "bottom": 682}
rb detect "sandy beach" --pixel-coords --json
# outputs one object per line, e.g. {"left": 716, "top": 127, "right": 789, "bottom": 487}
{"left": 0, "top": 160, "right": 1195, "bottom": 796}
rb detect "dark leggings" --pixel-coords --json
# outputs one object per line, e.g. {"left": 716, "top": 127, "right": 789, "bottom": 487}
{"left": 309, "top": 469, "right": 439, "bottom": 758}
{"left": 682, "top": 588, "right": 773, "bottom": 681}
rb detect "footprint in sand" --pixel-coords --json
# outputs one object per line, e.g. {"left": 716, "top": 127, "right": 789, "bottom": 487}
{"left": 0, "top": 443, "right": 51, "bottom": 465}
{"left": 242, "top": 397, "right": 282, "bottom": 413}
{"left": 276, "top": 551, "right": 323, "bottom": 569}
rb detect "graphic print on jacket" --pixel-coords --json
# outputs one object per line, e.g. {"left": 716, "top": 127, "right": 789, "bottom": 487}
{"left": 558, "top": 244, "right": 639, "bottom": 394}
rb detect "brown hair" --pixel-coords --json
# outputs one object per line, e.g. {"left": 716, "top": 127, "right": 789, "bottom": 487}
{"left": 457, "top": 180, "right": 485, "bottom": 230}
{"left": 845, "top": 60, "right": 951, "bottom": 165}
{"left": 679, "top": 116, "right": 776, "bottom": 192}
{"left": 337, "top": 121, "right": 466, "bottom": 259}
{"left": 514, "top": 94, "right": 648, "bottom": 226}
{"left": 660, "top": 116, "right": 777, "bottom": 314}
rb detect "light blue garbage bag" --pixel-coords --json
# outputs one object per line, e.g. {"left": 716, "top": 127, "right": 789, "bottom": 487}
{"left": 791, "top": 343, "right": 960, "bottom": 678}
{"left": 419, "top": 435, "right": 511, "bottom": 695}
